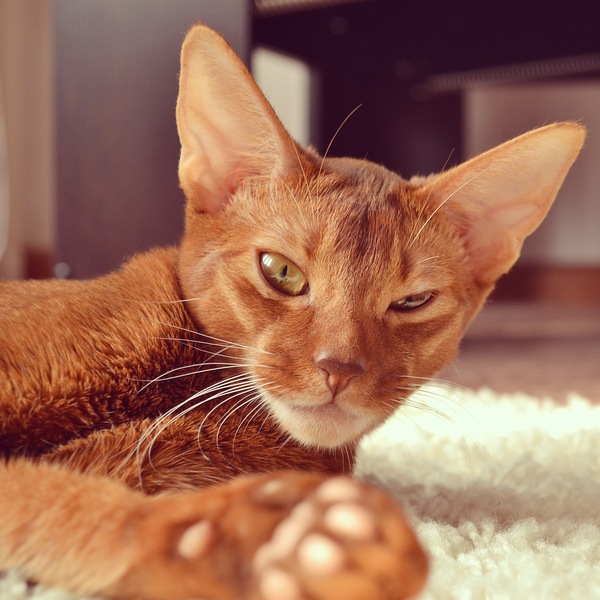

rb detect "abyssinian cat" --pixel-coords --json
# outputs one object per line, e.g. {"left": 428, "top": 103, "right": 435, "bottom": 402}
{"left": 0, "top": 23, "right": 585, "bottom": 600}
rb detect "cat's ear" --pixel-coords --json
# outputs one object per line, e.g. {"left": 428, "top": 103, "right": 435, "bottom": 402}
{"left": 176, "top": 24, "right": 301, "bottom": 212}
{"left": 423, "top": 122, "right": 586, "bottom": 286}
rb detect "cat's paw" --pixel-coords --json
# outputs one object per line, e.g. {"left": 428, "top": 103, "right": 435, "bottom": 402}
{"left": 110, "top": 472, "right": 426, "bottom": 600}
{"left": 249, "top": 474, "right": 427, "bottom": 600}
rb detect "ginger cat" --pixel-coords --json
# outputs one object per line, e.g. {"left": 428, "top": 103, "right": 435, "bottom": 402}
{"left": 0, "top": 23, "right": 585, "bottom": 600}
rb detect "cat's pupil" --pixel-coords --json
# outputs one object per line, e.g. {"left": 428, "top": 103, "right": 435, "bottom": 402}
{"left": 259, "top": 252, "right": 308, "bottom": 297}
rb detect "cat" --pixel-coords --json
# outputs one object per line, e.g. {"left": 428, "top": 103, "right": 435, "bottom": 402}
{"left": 0, "top": 22, "right": 585, "bottom": 600}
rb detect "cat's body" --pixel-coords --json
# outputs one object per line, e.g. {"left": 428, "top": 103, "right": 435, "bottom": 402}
{"left": 1, "top": 247, "right": 345, "bottom": 490}
{"left": 0, "top": 23, "right": 585, "bottom": 600}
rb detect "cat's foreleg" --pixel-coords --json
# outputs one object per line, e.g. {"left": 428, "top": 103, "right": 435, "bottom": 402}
{"left": 42, "top": 415, "right": 352, "bottom": 493}
{"left": 0, "top": 459, "right": 150, "bottom": 595}
{"left": 0, "top": 461, "right": 427, "bottom": 599}
{"left": 106, "top": 470, "right": 428, "bottom": 600}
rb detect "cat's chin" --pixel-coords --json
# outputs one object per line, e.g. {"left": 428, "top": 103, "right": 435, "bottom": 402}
{"left": 265, "top": 396, "right": 379, "bottom": 449}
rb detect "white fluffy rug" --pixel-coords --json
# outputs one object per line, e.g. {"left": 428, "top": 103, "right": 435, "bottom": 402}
{"left": 358, "top": 385, "right": 600, "bottom": 599}
{"left": 2, "top": 386, "right": 600, "bottom": 599}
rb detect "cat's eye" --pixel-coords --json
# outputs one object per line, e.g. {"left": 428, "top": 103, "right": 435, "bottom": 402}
{"left": 259, "top": 252, "right": 309, "bottom": 297}
{"left": 389, "top": 291, "right": 434, "bottom": 312}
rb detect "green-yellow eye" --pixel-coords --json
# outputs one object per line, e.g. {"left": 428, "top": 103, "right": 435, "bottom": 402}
{"left": 389, "top": 291, "right": 434, "bottom": 312}
{"left": 259, "top": 252, "right": 309, "bottom": 297}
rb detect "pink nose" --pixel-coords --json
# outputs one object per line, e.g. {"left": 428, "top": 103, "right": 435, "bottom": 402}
{"left": 315, "top": 356, "right": 366, "bottom": 396}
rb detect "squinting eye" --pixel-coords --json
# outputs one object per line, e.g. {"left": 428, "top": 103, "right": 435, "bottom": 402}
{"left": 389, "top": 291, "right": 434, "bottom": 312}
{"left": 259, "top": 252, "right": 309, "bottom": 297}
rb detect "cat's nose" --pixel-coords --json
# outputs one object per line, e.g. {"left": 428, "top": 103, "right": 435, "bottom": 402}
{"left": 315, "top": 355, "right": 366, "bottom": 397}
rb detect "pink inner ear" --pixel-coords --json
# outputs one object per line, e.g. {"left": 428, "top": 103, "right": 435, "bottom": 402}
{"left": 178, "top": 109, "right": 270, "bottom": 213}
{"left": 483, "top": 199, "right": 542, "bottom": 232}
{"left": 176, "top": 25, "right": 302, "bottom": 215}
{"left": 178, "top": 154, "right": 228, "bottom": 214}
{"left": 451, "top": 196, "right": 550, "bottom": 286}
{"left": 426, "top": 123, "right": 586, "bottom": 287}
{"left": 463, "top": 227, "right": 521, "bottom": 285}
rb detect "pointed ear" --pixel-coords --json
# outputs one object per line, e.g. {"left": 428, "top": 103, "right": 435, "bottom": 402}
{"left": 423, "top": 122, "right": 586, "bottom": 286}
{"left": 176, "top": 24, "right": 302, "bottom": 212}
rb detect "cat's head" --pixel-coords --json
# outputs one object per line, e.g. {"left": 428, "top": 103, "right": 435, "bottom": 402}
{"left": 175, "top": 24, "right": 585, "bottom": 450}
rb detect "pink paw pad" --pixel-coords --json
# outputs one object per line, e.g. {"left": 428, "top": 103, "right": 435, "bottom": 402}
{"left": 177, "top": 520, "right": 215, "bottom": 560}
{"left": 297, "top": 533, "right": 345, "bottom": 576}
{"left": 254, "top": 477, "right": 381, "bottom": 600}
{"left": 324, "top": 502, "right": 378, "bottom": 541}
{"left": 259, "top": 568, "right": 300, "bottom": 600}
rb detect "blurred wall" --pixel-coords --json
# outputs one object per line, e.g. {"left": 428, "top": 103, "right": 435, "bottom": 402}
{"left": 0, "top": 0, "right": 250, "bottom": 280}
{"left": 0, "top": 0, "right": 55, "bottom": 279}
{"left": 54, "top": 0, "right": 250, "bottom": 279}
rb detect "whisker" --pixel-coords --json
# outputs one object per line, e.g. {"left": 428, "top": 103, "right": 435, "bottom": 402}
{"left": 388, "top": 381, "right": 492, "bottom": 462}
{"left": 400, "top": 396, "right": 454, "bottom": 422}
{"left": 284, "top": 134, "right": 316, "bottom": 216}
{"left": 270, "top": 175, "right": 312, "bottom": 233}
{"left": 194, "top": 378, "right": 264, "bottom": 444}
{"left": 146, "top": 380, "right": 261, "bottom": 474}
{"left": 217, "top": 393, "right": 266, "bottom": 457}
{"left": 342, "top": 444, "right": 354, "bottom": 473}
{"left": 157, "top": 336, "right": 244, "bottom": 354}
{"left": 318, "top": 104, "right": 363, "bottom": 182}
{"left": 157, "top": 323, "right": 275, "bottom": 356}
{"left": 232, "top": 396, "right": 267, "bottom": 449}
{"left": 133, "top": 363, "right": 249, "bottom": 394}
{"left": 127, "top": 373, "right": 260, "bottom": 478}
{"left": 414, "top": 255, "right": 441, "bottom": 265}
{"left": 395, "top": 374, "right": 475, "bottom": 394}
{"left": 407, "top": 148, "right": 455, "bottom": 244}
{"left": 274, "top": 431, "right": 295, "bottom": 454}
{"left": 229, "top": 381, "right": 286, "bottom": 451}
{"left": 111, "top": 373, "right": 255, "bottom": 475}
{"left": 134, "top": 357, "right": 275, "bottom": 391}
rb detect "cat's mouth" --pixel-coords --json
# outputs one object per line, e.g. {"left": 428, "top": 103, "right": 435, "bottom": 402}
{"left": 264, "top": 395, "right": 379, "bottom": 449}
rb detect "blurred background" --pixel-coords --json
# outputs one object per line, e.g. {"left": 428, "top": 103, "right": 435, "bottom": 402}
{"left": 1, "top": 0, "right": 599, "bottom": 395}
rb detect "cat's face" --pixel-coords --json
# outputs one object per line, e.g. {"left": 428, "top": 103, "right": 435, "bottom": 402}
{"left": 179, "top": 157, "right": 483, "bottom": 449}
{"left": 175, "top": 24, "right": 585, "bottom": 450}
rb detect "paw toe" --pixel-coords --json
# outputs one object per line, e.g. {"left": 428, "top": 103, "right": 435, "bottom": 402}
{"left": 323, "top": 502, "right": 378, "bottom": 542}
{"left": 250, "top": 473, "right": 427, "bottom": 600}
{"left": 315, "top": 477, "right": 363, "bottom": 503}
{"left": 259, "top": 567, "right": 300, "bottom": 600}
{"left": 297, "top": 533, "right": 346, "bottom": 577}
{"left": 177, "top": 520, "right": 214, "bottom": 560}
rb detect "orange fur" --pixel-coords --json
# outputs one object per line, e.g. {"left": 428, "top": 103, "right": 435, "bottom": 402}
{"left": 0, "top": 23, "right": 585, "bottom": 600}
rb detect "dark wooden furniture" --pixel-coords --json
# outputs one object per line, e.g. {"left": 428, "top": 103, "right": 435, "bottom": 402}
{"left": 54, "top": 0, "right": 599, "bottom": 280}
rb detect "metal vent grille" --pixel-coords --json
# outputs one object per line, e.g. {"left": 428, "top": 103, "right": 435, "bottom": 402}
{"left": 418, "top": 54, "right": 600, "bottom": 95}
{"left": 255, "top": 0, "right": 370, "bottom": 15}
